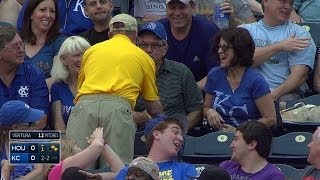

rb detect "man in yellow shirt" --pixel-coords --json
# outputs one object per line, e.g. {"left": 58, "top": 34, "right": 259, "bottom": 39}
{"left": 66, "top": 14, "right": 163, "bottom": 167}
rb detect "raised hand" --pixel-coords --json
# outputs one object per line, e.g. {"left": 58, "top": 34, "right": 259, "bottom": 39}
{"left": 86, "top": 127, "right": 105, "bottom": 147}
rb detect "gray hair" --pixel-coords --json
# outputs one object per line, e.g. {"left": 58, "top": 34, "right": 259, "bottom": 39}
{"left": 0, "top": 26, "right": 17, "bottom": 50}
{"left": 50, "top": 36, "right": 91, "bottom": 82}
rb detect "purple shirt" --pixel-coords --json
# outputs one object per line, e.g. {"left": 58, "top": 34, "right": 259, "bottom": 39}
{"left": 219, "top": 160, "right": 285, "bottom": 180}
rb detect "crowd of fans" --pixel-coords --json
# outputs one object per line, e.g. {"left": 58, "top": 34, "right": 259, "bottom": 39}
{"left": 0, "top": 0, "right": 319, "bottom": 179}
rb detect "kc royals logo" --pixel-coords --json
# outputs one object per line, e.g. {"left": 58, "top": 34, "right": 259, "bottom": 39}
{"left": 18, "top": 86, "right": 29, "bottom": 97}
{"left": 147, "top": 22, "right": 157, "bottom": 30}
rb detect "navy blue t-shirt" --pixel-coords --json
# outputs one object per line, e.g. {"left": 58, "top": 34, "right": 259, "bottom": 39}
{"left": 51, "top": 81, "right": 75, "bottom": 124}
{"left": 159, "top": 15, "right": 220, "bottom": 81}
{"left": 0, "top": 62, "right": 49, "bottom": 115}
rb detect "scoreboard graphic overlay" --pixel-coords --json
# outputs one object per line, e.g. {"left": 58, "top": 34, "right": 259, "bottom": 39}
{"left": 9, "top": 131, "right": 61, "bottom": 164}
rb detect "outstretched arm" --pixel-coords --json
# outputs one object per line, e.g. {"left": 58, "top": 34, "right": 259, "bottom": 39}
{"left": 101, "top": 144, "right": 125, "bottom": 173}
{"left": 62, "top": 128, "right": 105, "bottom": 172}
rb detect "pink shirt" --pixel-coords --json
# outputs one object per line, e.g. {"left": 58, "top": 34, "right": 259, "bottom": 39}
{"left": 48, "top": 160, "right": 64, "bottom": 180}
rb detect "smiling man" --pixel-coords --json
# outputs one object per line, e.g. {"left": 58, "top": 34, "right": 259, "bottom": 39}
{"left": 116, "top": 114, "right": 197, "bottom": 180}
{"left": 219, "top": 121, "right": 284, "bottom": 180}
{"left": 134, "top": 21, "right": 203, "bottom": 130}
{"left": 80, "top": 0, "right": 114, "bottom": 45}
{"left": 159, "top": 0, "right": 220, "bottom": 90}
{"left": 240, "top": 0, "right": 316, "bottom": 102}
{"left": 0, "top": 25, "right": 49, "bottom": 130}
{"left": 300, "top": 127, "right": 320, "bottom": 179}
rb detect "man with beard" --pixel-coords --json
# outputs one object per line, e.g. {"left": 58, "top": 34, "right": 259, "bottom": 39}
{"left": 80, "top": 0, "right": 114, "bottom": 45}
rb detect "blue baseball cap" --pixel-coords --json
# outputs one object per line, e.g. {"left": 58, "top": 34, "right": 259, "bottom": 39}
{"left": 0, "top": 100, "right": 45, "bottom": 126}
{"left": 138, "top": 21, "right": 167, "bottom": 40}
{"left": 141, "top": 114, "right": 188, "bottom": 142}
{"left": 0, "top": 21, "right": 14, "bottom": 28}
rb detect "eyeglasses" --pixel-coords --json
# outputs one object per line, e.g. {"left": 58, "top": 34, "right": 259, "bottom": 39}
{"left": 4, "top": 42, "right": 25, "bottom": 51}
{"left": 216, "top": 45, "right": 233, "bottom": 52}
{"left": 138, "top": 42, "right": 166, "bottom": 50}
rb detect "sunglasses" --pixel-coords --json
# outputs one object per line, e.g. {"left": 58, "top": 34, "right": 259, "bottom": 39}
{"left": 216, "top": 45, "right": 233, "bottom": 52}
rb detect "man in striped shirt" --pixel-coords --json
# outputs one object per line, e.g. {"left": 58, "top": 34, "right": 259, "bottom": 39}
{"left": 134, "top": 21, "right": 203, "bottom": 131}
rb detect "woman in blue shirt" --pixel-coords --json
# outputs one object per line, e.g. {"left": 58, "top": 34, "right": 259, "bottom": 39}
{"left": 19, "top": 0, "right": 66, "bottom": 84}
{"left": 203, "top": 27, "right": 276, "bottom": 132}
{"left": 50, "top": 36, "right": 91, "bottom": 132}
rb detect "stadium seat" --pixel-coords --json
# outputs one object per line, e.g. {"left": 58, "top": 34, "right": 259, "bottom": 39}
{"left": 275, "top": 164, "right": 302, "bottom": 180}
{"left": 286, "top": 94, "right": 320, "bottom": 108}
{"left": 183, "top": 135, "right": 196, "bottom": 155}
{"left": 183, "top": 131, "right": 234, "bottom": 164}
{"left": 269, "top": 132, "right": 312, "bottom": 168}
{"left": 297, "top": 23, "right": 320, "bottom": 48}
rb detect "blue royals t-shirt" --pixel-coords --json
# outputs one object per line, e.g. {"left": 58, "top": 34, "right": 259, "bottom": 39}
{"left": 116, "top": 160, "right": 197, "bottom": 180}
{"left": 25, "top": 35, "right": 66, "bottom": 78}
{"left": 51, "top": 81, "right": 75, "bottom": 124}
{"left": 159, "top": 15, "right": 220, "bottom": 82}
{"left": 204, "top": 67, "right": 270, "bottom": 126}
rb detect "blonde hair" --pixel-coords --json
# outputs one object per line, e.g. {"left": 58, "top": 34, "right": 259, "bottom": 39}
{"left": 0, "top": 128, "right": 9, "bottom": 152}
{"left": 45, "top": 137, "right": 79, "bottom": 178}
{"left": 61, "top": 137, "right": 78, "bottom": 160}
{"left": 50, "top": 36, "right": 91, "bottom": 82}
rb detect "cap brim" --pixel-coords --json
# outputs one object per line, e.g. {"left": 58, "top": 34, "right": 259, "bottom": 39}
{"left": 140, "top": 114, "right": 189, "bottom": 142}
{"left": 0, "top": 21, "right": 14, "bottom": 27}
{"left": 25, "top": 108, "right": 45, "bottom": 123}
{"left": 138, "top": 29, "right": 164, "bottom": 40}
{"left": 166, "top": 0, "right": 191, "bottom": 5}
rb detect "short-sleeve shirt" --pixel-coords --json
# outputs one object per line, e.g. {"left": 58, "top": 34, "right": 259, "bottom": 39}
{"left": 51, "top": 81, "right": 74, "bottom": 124}
{"left": 116, "top": 160, "right": 197, "bottom": 180}
{"left": 220, "top": 160, "right": 285, "bottom": 180}
{"left": 79, "top": 28, "right": 109, "bottom": 45}
{"left": 301, "top": 165, "right": 320, "bottom": 180}
{"left": 159, "top": 16, "right": 220, "bottom": 82}
{"left": 240, "top": 20, "right": 316, "bottom": 92}
{"left": 25, "top": 35, "right": 66, "bottom": 78}
{"left": 135, "top": 59, "right": 203, "bottom": 116}
{"left": 204, "top": 67, "right": 270, "bottom": 126}
{"left": 76, "top": 34, "right": 159, "bottom": 108}
{"left": 0, "top": 62, "right": 49, "bottom": 114}
{"left": 293, "top": 0, "right": 320, "bottom": 23}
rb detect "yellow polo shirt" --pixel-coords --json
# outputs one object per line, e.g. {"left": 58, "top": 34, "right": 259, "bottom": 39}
{"left": 76, "top": 34, "right": 159, "bottom": 108}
